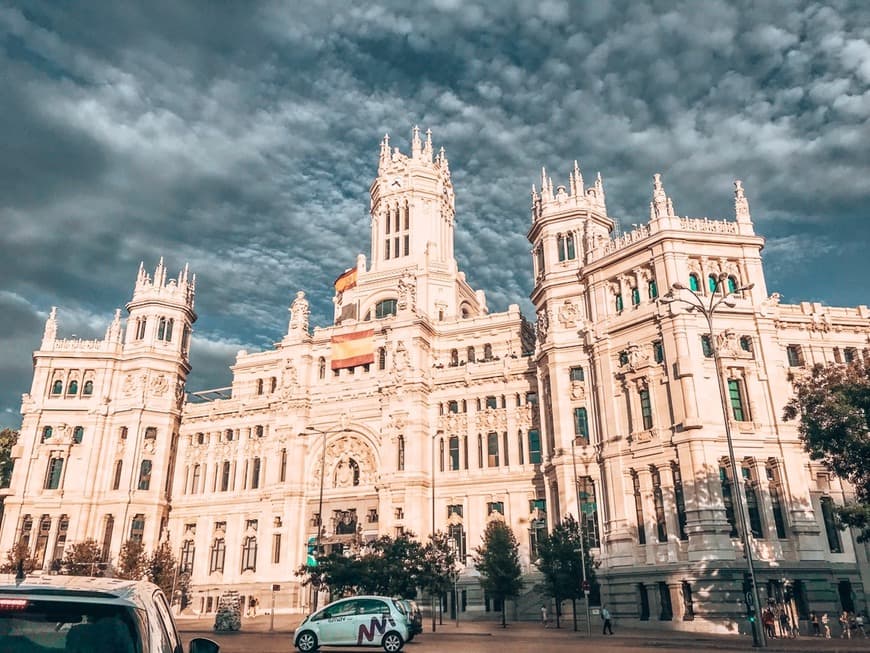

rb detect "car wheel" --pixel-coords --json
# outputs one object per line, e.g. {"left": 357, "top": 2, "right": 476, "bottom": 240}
{"left": 296, "top": 630, "right": 318, "bottom": 652}
{"left": 382, "top": 631, "right": 404, "bottom": 652}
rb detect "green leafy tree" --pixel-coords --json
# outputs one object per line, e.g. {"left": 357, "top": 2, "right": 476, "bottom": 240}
{"left": 473, "top": 520, "right": 523, "bottom": 628}
{"left": 784, "top": 360, "right": 870, "bottom": 541}
{"left": 0, "top": 542, "right": 38, "bottom": 574}
{"left": 362, "top": 533, "right": 424, "bottom": 597}
{"left": 116, "top": 539, "right": 148, "bottom": 580}
{"left": 534, "top": 515, "right": 595, "bottom": 629}
{"left": 295, "top": 550, "right": 368, "bottom": 598}
{"left": 419, "top": 531, "right": 458, "bottom": 599}
{"left": 148, "top": 541, "right": 181, "bottom": 604}
{"left": 0, "top": 428, "right": 18, "bottom": 489}
{"left": 62, "top": 538, "right": 104, "bottom": 576}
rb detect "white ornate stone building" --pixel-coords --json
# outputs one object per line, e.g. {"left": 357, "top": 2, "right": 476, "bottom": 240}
{"left": 2, "top": 129, "right": 868, "bottom": 631}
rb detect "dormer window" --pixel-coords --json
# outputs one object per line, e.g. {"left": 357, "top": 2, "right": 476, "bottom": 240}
{"left": 51, "top": 380, "right": 63, "bottom": 395}
{"left": 82, "top": 380, "right": 93, "bottom": 395}
{"left": 67, "top": 380, "right": 78, "bottom": 395}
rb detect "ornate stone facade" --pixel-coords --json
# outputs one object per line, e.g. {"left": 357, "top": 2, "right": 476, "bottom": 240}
{"left": 2, "top": 131, "right": 868, "bottom": 631}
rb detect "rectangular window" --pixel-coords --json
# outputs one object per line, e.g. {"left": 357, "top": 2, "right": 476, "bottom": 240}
{"left": 701, "top": 335, "right": 714, "bottom": 358}
{"left": 517, "top": 432, "right": 524, "bottom": 465}
{"left": 272, "top": 533, "right": 281, "bottom": 564}
{"left": 639, "top": 389, "right": 653, "bottom": 429}
{"left": 485, "top": 396, "right": 498, "bottom": 409}
{"left": 221, "top": 461, "right": 231, "bottom": 492}
{"left": 130, "top": 515, "right": 145, "bottom": 542}
{"left": 844, "top": 347, "right": 857, "bottom": 363}
{"left": 633, "top": 473, "right": 646, "bottom": 545}
{"left": 280, "top": 449, "right": 287, "bottom": 482}
{"left": 144, "top": 427, "right": 157, "bottom": 440}
{"left": 251, "top": 458, "right": 261, "bottom": 489}
{"left": 653, "top": 341, "right": 664, "bottom": 364}
{"left": 833, "top": 347, "right": 843, "bottom": 363}
{"left": 569, "top": 366, "right": 585, "bottom": 381}
{"left": 728, "top": 379, "right": 747, "bottom": 421}
{"left": 770, "top": 486, "right": 787, "bottom": 539}
{"left": 527, "top": 429, "right": 542, "bottom": 464}
{"left": 384, "top": 239, "right": 390, "bottom": 259}
{"left": 394, "top": 236, "right": 399, "bottom": 257}
{"left": 449, "top": 437, "right": 460, "bottom": 470}
{"left": 487, "top": 501, "right": 504, "bottom": 515}
{"left": 719, "top": 468, "right": 738, "bottom": 537}
{"left": 673, "top": 463, "right": 688, "bottom": 541}
{"left": 502, "top": 432, "right": 509, "bottom": 466}
{"left": 652, "top": 468, "right": 667, "bottom": 542}
{"left": 820, "top": 496, "right": 842, "bottom": 553}
{"left": 786, "top": 344, "right": 804, "bottom": 367}
{"left": 487, "top": 432, "right": 500, "bottom": 467}
{"left": 403, "top": 234, "right": 409, "bottom": 256}
{"left": 447, "top": 504, "right": 463, "bottom": 518}
{"left": 44, "top": 457, "right": 63, "bottom": 490}
{"left": 573, "top": 407, "right": 589, "bottom": 444}
{"left": 577, "top": 477, "right": 600, "bottom": 548}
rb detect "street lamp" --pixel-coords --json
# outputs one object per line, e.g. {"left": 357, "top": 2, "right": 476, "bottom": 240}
{"left": 301, "top": 424, "right": 346, "bottom": 611}
{"left": 660, "top": 273, "right": 765, "bottom": 647}
{"left": 570, "top": 437, "right": 592, "bottom": 637}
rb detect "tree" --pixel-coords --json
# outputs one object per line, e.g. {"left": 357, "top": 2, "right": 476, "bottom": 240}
{"left": 62, "top": 538, "right": 104, "bottom": 576}
{"left": 419, "top": 531, "right": 458, "bottom": 599}
{"left": 362, "top": 533, "right": 424, "bottom": 597}
{"left": 116, "top": 539, "right": 148, "bottom": 580}
{"left": 148, "top": 541, "right": 180, "bottom": 603}
{"left": 0, "top": 542, "right": 38, "bottom": 574}
{"left": 473, "top": 520, "right": 523, "bottom": 628}
{"left": 296, "top": 550, "right": 368, "bottom": 598}
{"left": 535, "top": 515, "right": 588, "bottom": 629}
{"left": 784, "top": 360, "right": 870, "bottom": 541}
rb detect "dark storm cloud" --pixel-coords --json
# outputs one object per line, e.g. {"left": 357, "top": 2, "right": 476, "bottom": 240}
{"left": 1, "top": 0, "right": 869, "bottom": 428}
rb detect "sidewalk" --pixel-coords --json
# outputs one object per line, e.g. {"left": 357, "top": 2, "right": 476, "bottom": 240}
{"left": 177, "top": 612, "right": 870, "bottom": 651}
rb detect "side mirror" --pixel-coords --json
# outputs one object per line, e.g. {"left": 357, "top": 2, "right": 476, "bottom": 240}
{"left": 189, "top": 637, "right": 220, "bottom": 653}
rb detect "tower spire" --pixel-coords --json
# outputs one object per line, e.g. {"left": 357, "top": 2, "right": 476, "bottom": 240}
{"left": 650, "top": 173, "right": 674, "bottom": 219}
{"left": 378, "top": 134, "right": 390, "bottom": 173}
{"left": 424, "top": 128, "right": 433, "bottom": 161}
{"left": 411, "top": 125, "right": 422, "bottom": 158}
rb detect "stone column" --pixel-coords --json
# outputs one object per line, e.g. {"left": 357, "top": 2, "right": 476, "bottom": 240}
{"left": 656, "top": 462, "right": 681, "bottom": 562}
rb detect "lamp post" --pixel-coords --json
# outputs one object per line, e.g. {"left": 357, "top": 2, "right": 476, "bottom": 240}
{"left": 570, "top": 437, "right": 592, "bottom": 637}
{"left": 660, "top": 273, "right": 765, "bottom": 648}
{"left": 301, "top": 424, "right": 344, "bottom": 611}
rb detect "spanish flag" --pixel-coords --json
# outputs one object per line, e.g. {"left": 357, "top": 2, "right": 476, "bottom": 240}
{"left": 331, "top": 330, "right": 375, "bottom": 370}
{"left": 334, "top": 268, "right": 357, "bottom": 294}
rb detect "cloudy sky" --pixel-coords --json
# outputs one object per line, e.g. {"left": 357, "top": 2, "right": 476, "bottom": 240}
{"left": 1, "top": 1, "right": 868, "bottom": 429}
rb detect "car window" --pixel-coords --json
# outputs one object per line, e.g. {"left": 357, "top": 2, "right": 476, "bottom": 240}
{"left": 357, "top": 599, "right": 388, "bottom": 615}
{"left": 332, "top": 599, "right": 359, "bottom": 616}
{"left": 0, "top": 598, "right": 143, "bottom": 653}
{"left": 152, "top": 590, "right": 181, "bottom": 653}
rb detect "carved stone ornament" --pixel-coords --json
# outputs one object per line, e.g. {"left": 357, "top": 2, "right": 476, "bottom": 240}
{"left": 536, "top": 307, "right": 549, "bottom": 342}
{"left": 570, "top": 381, "right": 586, "bottom": 400}
{"left": 143, "top": 439, "right": 156, "bottom": 455}
{"left": 289, "top": 291, "right": 310, "bottom": 335}
{"left": 313, "top": 433, "right": 377, "bottom": 489}
{"left": 759, "top": 292, "right": 781, "bottom": 317}
{"left": 150, "top": 374, "right": 169, "bottom": 397}
{"left": 558, "top": 300, "right": 579, "bottom": 329}
{"left": 716, "top": 329, "right": 750, "bottom": 359}
{"left": 476, "top": 408, "right": 507, "bottom": 431}
{"left": 624, "top": 342, "right": 649, "bottom": 371}
{"left": 397, "top": 270, "right": 417, "bottom": 312}
{"left": 391, "top": 341, "right": 410, "bottom": 382}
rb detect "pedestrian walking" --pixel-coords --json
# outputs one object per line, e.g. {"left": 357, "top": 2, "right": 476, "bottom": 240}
{"left": 810, "top": 611, "right": 820, "bottom": 636}
{"left": 601, "top": 605, "right": 613, "bottom": 635}
{"left": 779, "top": 610, "right": 793, "bottom": 638}
{"left": 822, "top": 612, "right": 831, "bottom": 638}
{"left": 540, "top": 604, "right": 549, "bottom": 628}
{"left": 840, "top": 611, "right": 851, "bottom": 639}
{"left": 856, "top": 612, "right": 866, "bottom": 638}
{"left": 762, "top": 609, "right": 776, "bottom": 638}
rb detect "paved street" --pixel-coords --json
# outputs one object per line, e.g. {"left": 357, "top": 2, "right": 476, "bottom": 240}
{"left": 179, "top": 614, "right": 870, "bottom": 653}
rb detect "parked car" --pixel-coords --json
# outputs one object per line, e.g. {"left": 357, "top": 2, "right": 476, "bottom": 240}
{"left": 398, "top": 599, "right": 422, "bottom": 637}
{"left": 294, "top": 595, "right": 409, "bottom": 652}
{"left": 0, "top": 572, "right": 219, "bottom": 653}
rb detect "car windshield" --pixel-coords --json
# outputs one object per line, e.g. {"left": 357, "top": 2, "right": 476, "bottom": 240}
{"left": 0, "top": 598, "right": 146, "bottom": 653}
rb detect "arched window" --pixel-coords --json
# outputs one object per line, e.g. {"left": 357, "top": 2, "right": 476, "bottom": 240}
{"left": 137, "top": 460, "right": 152, "bottom": 491}
{"left": 191, "top": 464, "right": 201, "bottom": 494}
{"left": 648, "top": 279, "right": 658, "bottom": 299}
{"left": 255, "top": 425, "right": 264, "bottom": 438}
{"left": 51, "top": 379, "right": 63, "bottom": 395}
{"left": 42, "top": 426, "right": 53, "bottom": 442}
{"left": 448, "top": 400, "right": 459, "bottom": 414}
{"left": 101, "top": 516, "right": 114, "bottom": 560}
{"left": 157, "top": 317, "right": 168, "bottom": 341}
{"left": 318, "top": 357, "right": 326, "bottom": 379}
{"left": 467, "top": 346, "right": 476, "bottom": 363}
{"left": 196, "top": 432, "right": 205, "bottom": 445}
{"left": 483, "top": 343, "right": 493, "bottom": 361}
{"left": 378, "top": 348, "right": 387, "bottom": 370}
{"left": 450, "top": 349, "right": 459, "bottom": 367}
{"left": 615, "top": 294, "right": 624, "bottom": 313}
{"left": 136, "top": 318, "right": 146, "bottom": 340}
{"left": 688, "top": 274, "right": 700, "bottom": 292}
{"left": 708, "top": 274, "right": 718, "bottom": 293}
{"left": 67, "top": 380, "right": 78, "bottom": 395}
{"left": 112, "top": 460, "right": 123, "bottom": 490}
{"left": 72, "top": 426, "right": 84, "bottom": 444}
{"left": 397, "top": 436, "right": 405, "bottom": 471}
{"left": 82, "top": 380, "right": 93, "bottom": 395}
{"left": 557, "top": 232, "right": 576, "bottom": 262}
{"left": 631, "top": 287, "right": 640, "bottom": 306}
{"left": 375, "top": 299, "right": 397, "bottom": 319}
{"left": 727, "top": 276, "right": 738, "bottom": 294}
{"left": 241, "top": 536, "right": 258, "bottom": 572}
{"left": 225, "top": 429, "right": 234, "bottom": 442}
{"left": 349, "top": 459, "right": 360, "bottom": 486}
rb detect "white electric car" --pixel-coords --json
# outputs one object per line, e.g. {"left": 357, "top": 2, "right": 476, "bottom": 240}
{"left": 294, "top": 595, "right": 409, "bottom": 652}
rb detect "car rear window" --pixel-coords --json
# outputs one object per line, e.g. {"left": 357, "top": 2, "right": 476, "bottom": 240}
{"left": 0, "top": 598, "right": 145, "bottom": 653}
